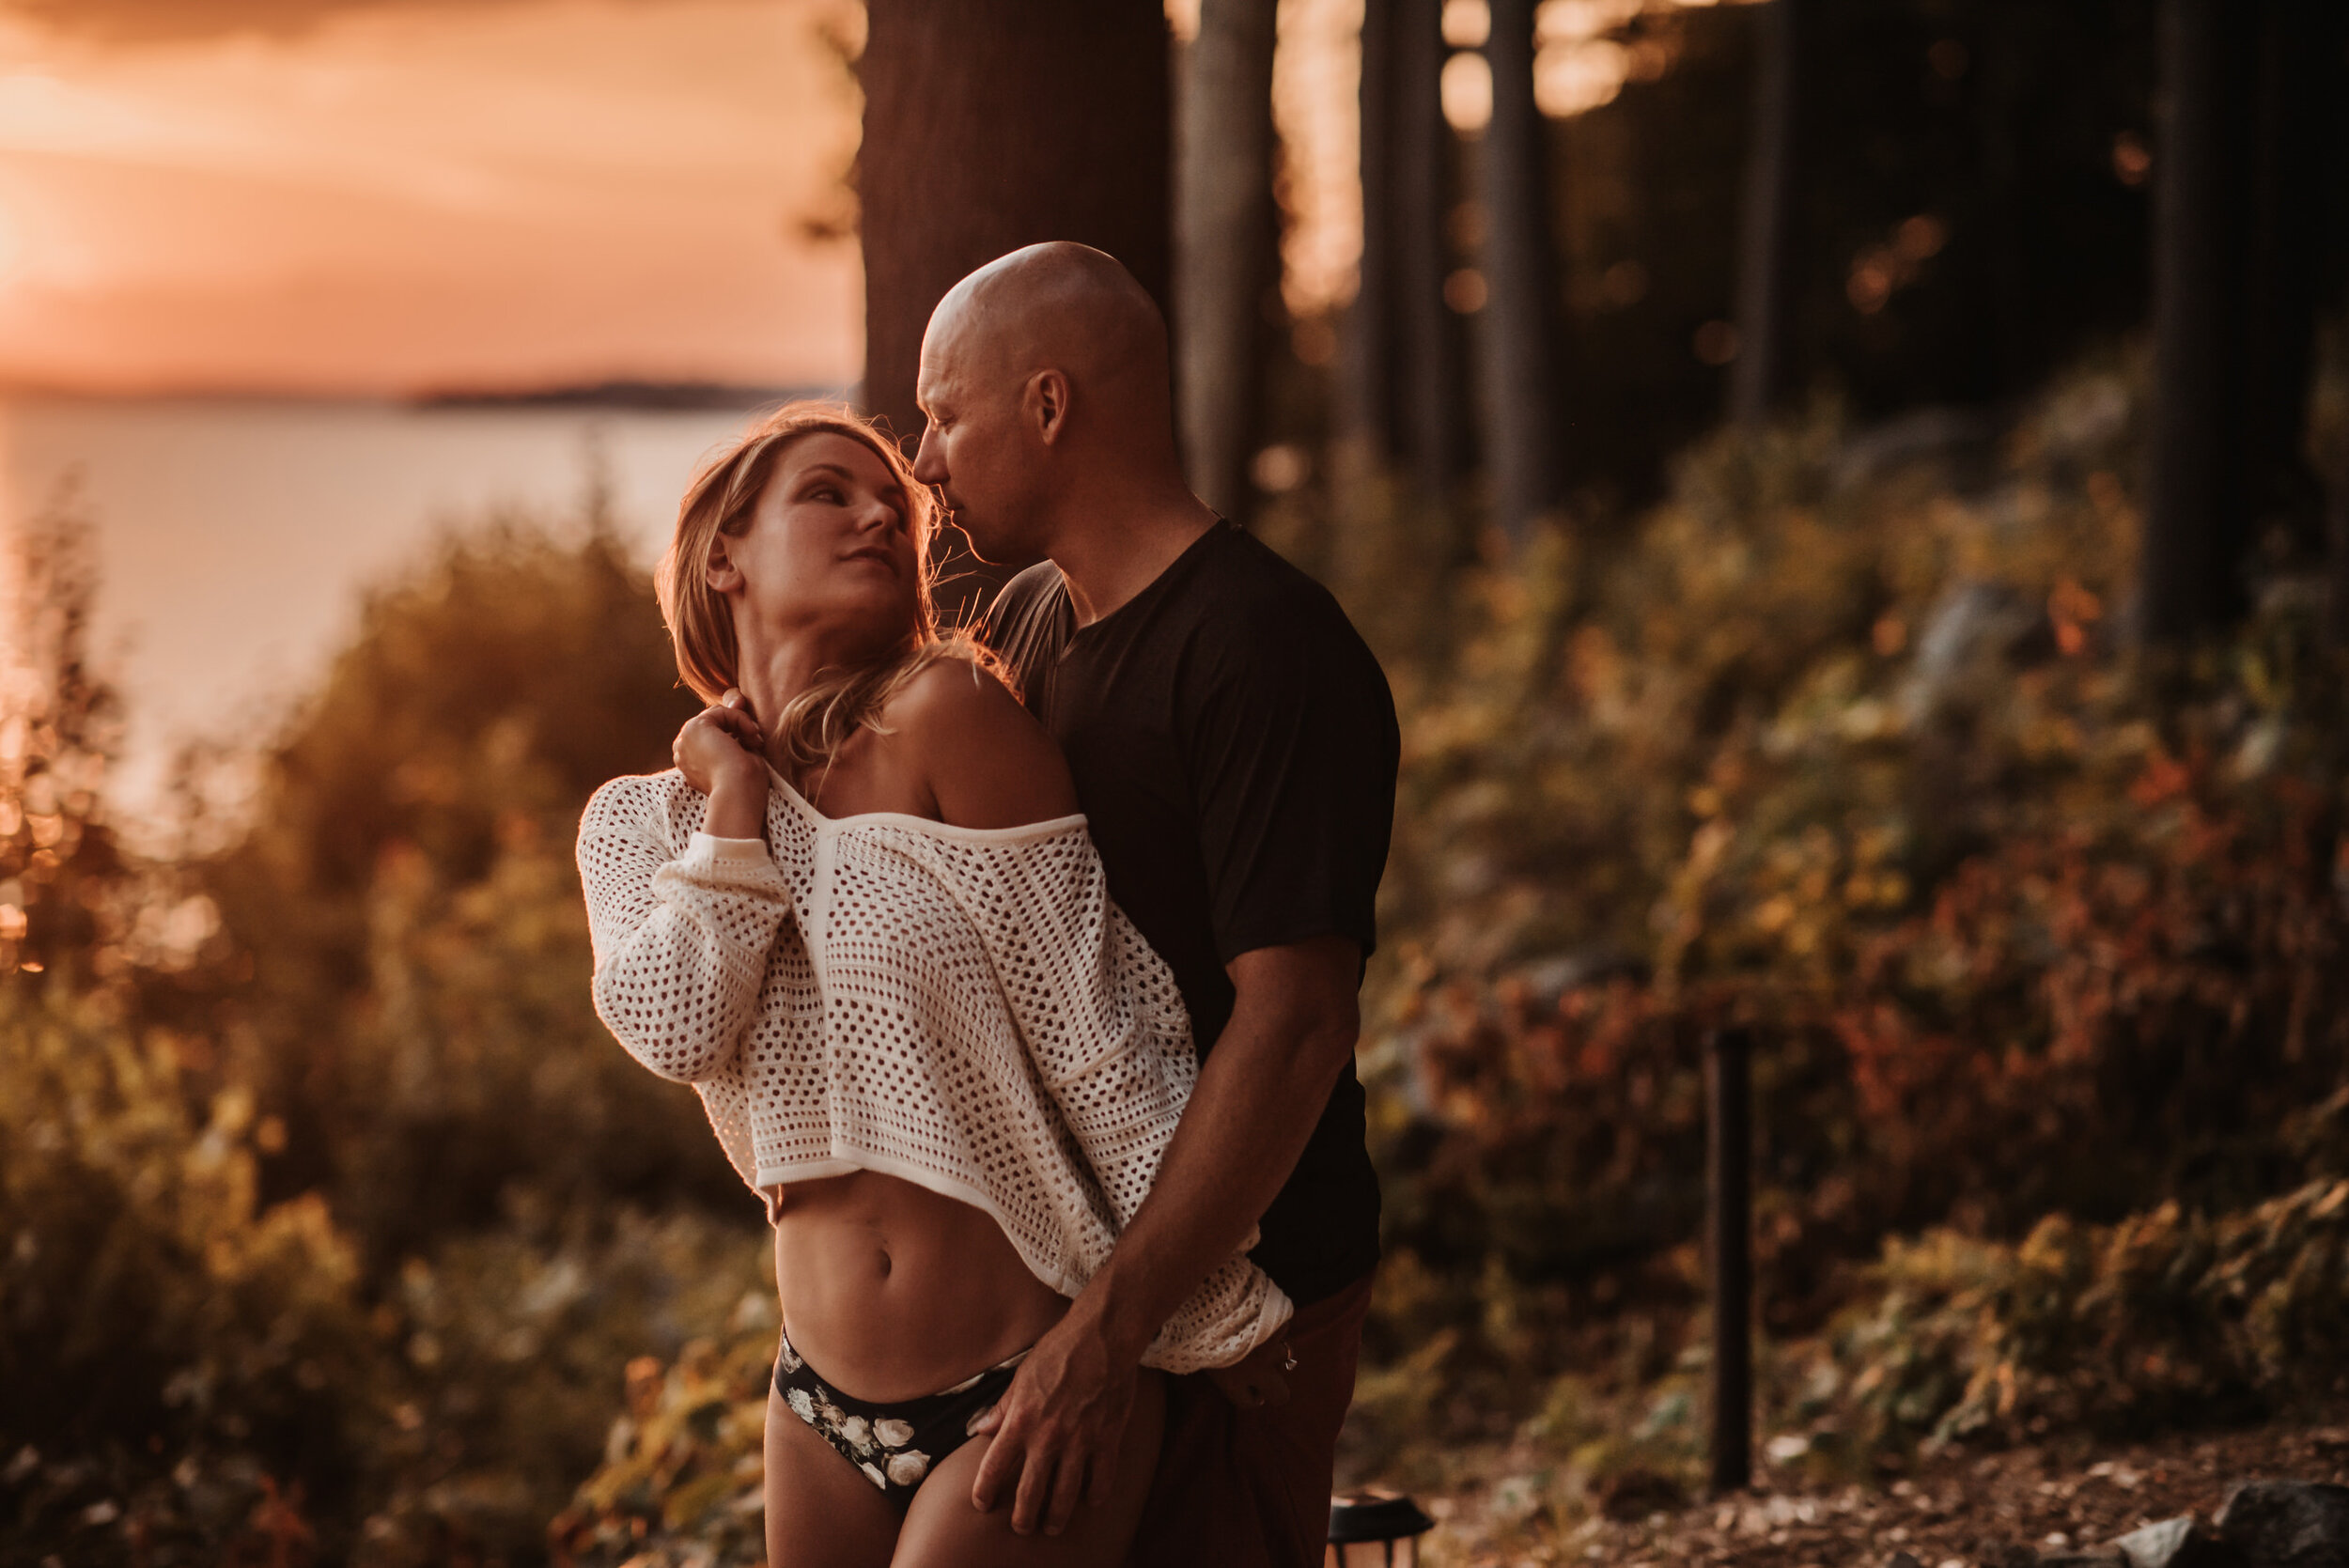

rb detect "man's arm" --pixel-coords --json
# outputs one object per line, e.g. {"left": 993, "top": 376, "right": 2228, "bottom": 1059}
{"left": 968, "top": 935, "right": 1361, "bottom": 1536}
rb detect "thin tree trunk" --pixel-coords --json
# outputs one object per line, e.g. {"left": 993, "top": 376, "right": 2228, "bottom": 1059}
{"left": 860, "top": 0, "right": 1172, "bottom": 451}
{"left": 1475, "top": 0, "right": 1567, "bottom": 541}
{"left": 1392, "top": 0, "right": 1467, "bottom": 508}
{"left": 1730, "top": 0, "right": 1805, "bottom": 427}
{"left": 2239, "top": 0, "right": 2344, "bottom": 560}
{"left": 1174, "top": 0, "right": 1281, "bottom": 522}
{"left": 1342, "top": 0, "right": 1400, "bottom": 458}
{"left": 1976, "top": 0, "right": 2033, "bottom": 400}
{"left": 2139, "top": 0, "right": 2255, "bottom": 643}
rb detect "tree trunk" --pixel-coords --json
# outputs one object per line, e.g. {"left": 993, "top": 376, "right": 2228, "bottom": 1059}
{"left": 1729, "top": 0, "right": 1805, "bottom": 427}
{"left": 2239, "top": 0, "right": 2345, "bottom": 560}
{"left": 1474, "top": 0, "right": 1567, "bottom": 540}
{"left": 2139, "top": 0, "right": 2255, "bottom": 643}
{"left": 1391, "top": 0, "right": 1468, "bottom": 509}
{"left": 1174, "top": 0, "right": 1282, "bottom": 522}
{"left": 1974, "top": 0, "right": 2034, "bottom": 401}
{"left": 1341, "top": 0, "right": 1401, "bottom": 458}
{"left": 860, "top": 0, "right": 1172, "bottom": 453}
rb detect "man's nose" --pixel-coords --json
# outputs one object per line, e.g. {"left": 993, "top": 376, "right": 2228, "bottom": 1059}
{"left": 910, "top": 427, "right": 944, "bottom": 485}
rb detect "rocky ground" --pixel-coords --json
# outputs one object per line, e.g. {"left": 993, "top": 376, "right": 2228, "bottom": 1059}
{"left": 1408, "top": 1421, "right": 2349, "bottom": 1567}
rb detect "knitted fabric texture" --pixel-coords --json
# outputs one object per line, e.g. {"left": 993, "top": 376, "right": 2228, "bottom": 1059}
{"left": 577, "top": 768, "right": 1293, "bottom": 1374}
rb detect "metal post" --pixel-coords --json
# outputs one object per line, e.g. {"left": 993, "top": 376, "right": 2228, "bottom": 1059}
{"left": 1706, "top": 1026, "right": 1753, "bottom": 1494}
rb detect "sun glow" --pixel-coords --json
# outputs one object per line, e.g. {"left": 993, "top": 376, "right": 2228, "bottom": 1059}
{"left": 0, "top": 0, "right": 864, "bottom": 396}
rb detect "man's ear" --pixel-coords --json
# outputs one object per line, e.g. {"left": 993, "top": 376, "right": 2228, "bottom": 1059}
{"left": 1024, "top": 368, "right": 1072, "bottom": 446}
{"left": 704, "top": 533, "right": 744, "bottom": 595}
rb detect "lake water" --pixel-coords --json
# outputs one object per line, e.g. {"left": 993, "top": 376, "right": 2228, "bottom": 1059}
{"left": 0, "top": 394, "right": 786, "bottom": 831}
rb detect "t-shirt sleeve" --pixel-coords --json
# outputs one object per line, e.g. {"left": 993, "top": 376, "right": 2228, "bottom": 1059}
{"left": 983, "top": 562, "right": 1071, "bottom": 709}
{"left": 1184, "top": 596, "right": 1400, "bottom": 966}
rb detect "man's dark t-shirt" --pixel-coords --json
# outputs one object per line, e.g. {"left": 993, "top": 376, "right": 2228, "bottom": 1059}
{"left": 986, "top": 520, "right": 1396, "bottom": 1307}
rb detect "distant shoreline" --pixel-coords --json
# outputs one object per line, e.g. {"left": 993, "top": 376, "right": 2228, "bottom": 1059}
{"left": 412, "top": 379, "right": 851, "bottom": 411}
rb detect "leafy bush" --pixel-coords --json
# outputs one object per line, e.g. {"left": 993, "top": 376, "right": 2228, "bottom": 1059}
{"left": 1344, "top": 354, "right": 2349, "bottom": 1444}
{"left": 358, "top": 1206, "right": 770, "bottom": 1567}
{"left": 0, "top": 502, "right": 777, "bottom": 1565}
{"left": 548, "top": 1317, "right": 780, "bottom": 1568}
{"left": 193, "top": 518, "right": 722, "bottom": 1259}
{"left": 1816, "top": 1175, "right": 2349, "bottom": 1453}
{"left": 0, "top": 984, "right": 385, "bottom": 1563}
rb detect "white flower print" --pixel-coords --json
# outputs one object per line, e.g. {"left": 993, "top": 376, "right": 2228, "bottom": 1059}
{"left": 965, "top": 1404, "right": 997, "bottom": 1436}
{"left": 786, "top": 1389, "right": 815, "bottom": 1421}
{"left": 886, "top": 1451, "right": 930, "bottom": 1487}
{"left": 861, "top": 1461, "right": 887, "bottom": 1489}
{"left": 838, "top": 1415, "right": 872, "bottom": 1452}
{"left": 776, "top": 1337, "right": 802, "bottom": 1373}
{"left": 873, "top": 1418, "right": 915, "bottom": 1449}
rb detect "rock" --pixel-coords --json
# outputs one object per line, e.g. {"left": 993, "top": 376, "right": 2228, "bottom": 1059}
{"left": 2215, "top": 1481, "right": 2349, "bottom": 1568}
{"left": 1885, "top": 1552, "right": 1922, "bottom": 1568}
{"left": 2116, "top": 1519, "right": 2198, "bottom": 1566}
{"left": 2036, "top": 1553, "right": 2126, "bottom": 1567}
{"left": 2109, "top": 1516, "right": 2248, "bottom": 1568}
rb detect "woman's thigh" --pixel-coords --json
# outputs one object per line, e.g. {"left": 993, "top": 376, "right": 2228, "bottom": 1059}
{"left": 765, "top": 1385, "right": 903, "bottom": 1568}
{"left": 890, "top": 1370, "right": 1166, "bottom": 1568}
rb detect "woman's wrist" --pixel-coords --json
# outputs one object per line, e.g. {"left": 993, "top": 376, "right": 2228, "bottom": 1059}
{"left": 703, "top": 769, "right": 769, "bottom": 840}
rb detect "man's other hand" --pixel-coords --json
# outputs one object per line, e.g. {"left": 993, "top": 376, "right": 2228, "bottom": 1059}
{"left": 967, "top": 1300, "right": 1140, "bottom": 1535}
{"left": 1206, "top": 1332, "right": 1293, "bottom": 1410}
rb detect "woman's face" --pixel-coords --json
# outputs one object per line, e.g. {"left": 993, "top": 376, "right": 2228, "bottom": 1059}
{"left": 712, "top": 431, "right": 923, "bottom": 656}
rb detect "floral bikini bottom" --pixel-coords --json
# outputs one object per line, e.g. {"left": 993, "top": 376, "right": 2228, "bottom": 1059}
{"left": 772, "top": 1325, "right": 1028, "bottom": 1506}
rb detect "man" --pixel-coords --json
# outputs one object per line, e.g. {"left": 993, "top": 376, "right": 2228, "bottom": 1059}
{"left": 910, "top": 241, "right": 1398, "bottom": 1566}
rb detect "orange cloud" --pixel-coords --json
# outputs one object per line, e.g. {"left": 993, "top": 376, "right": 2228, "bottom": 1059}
{"left": 0, "top": 0, "right": 864, "bottom": 394}
{"left": 3, "top": 0, "right": 687, "bottom": 44}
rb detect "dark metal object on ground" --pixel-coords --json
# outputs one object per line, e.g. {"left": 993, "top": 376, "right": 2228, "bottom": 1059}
{"left": 1328, "top": 1493, "right": 1436, "bottom": 1567}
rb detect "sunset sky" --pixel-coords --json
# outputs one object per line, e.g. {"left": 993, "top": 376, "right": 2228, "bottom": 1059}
{"left": 0, "top": 0, "right": 1705, "bottom": 397}
{"left": 0, "top": 0, "right": 865, "bottom": 395}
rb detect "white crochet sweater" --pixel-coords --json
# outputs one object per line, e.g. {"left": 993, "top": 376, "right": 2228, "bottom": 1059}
{"left": 576, "top": 768, "right": 1293, "bottom": 1374}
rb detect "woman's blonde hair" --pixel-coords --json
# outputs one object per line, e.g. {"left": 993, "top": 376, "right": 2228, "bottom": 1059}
{"left": 657, "top": 401, "right": 995, "bottom": 773}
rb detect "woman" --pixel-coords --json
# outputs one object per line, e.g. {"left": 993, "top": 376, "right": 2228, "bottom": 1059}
{"left": 576, "top": 404, "right": 1287, "bottom": 1568}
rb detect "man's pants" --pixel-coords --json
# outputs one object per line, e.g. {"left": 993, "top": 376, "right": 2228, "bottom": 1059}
{"left": 1127, "top": 1270, "right": 1376, "bottom": 1568}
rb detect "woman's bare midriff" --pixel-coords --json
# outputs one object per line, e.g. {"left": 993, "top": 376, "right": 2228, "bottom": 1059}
{"left": 769, "top": 1171, "right": 1070, "bottom": 1404}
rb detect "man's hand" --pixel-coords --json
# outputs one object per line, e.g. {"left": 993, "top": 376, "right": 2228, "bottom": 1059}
{"left": 1206, "top": 1332, "right": 1293, "bottom": 1410}
{"left": 968, "top": 1299, "right": 1141, "bottom": 1536}
{"left": 969, "top": 936, "right": 1358, "bottom": 1532}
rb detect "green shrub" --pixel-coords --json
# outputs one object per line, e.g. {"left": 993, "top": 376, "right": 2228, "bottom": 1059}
{"left": 0, "top": 983, "right": 386, "bottom": 1561}
{"left": 547, "top": 1316, "right": 779, "bottom": 1568}
{"left": 193, "top": 520, "right": 721, "bottom": 1257}
{"left": 1816, "top": 1176, "right": 2349, "bottom": 1453}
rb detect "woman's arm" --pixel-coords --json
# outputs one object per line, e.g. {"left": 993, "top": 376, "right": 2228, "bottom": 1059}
{"left": 576, "top": 776, "right": 792, "bottom": 1084}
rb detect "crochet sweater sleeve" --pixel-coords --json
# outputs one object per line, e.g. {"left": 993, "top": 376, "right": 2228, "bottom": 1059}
{"left": 577, "top": 775, "right": 793, "bottom": 1086}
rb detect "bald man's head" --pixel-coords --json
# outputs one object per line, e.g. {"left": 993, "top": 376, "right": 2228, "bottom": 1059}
{"left": 930, "top": 241, "right": 1168, "bottom": 399}
{"left": 910, "top": 243, "right": 1188, "bottom": 563}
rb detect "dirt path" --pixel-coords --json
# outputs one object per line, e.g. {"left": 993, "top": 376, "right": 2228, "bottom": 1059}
{"left": 1416, "top": 1421, "right": 2349, "bottom": 1566}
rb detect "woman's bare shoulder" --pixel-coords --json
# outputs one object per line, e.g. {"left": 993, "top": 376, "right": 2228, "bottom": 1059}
{"left": 881, "top": 651, "right": 1079, "bottom": 829}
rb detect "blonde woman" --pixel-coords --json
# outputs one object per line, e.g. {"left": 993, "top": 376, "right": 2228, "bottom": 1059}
{"left": 576, "top": 404, "right": 1288, "bottom": 1568}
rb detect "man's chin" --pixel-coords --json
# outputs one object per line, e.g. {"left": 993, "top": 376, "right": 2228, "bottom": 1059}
{"left": 947, "top": 515, "right": 1044, "bottom": 569}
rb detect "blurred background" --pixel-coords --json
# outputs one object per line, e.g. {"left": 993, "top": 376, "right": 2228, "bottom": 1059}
{"left": 1, "top": 1, "right": 2345, "bottom": 1563}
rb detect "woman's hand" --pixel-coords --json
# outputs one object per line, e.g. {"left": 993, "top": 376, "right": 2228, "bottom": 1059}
{"left": 674, "top": 691, "right": 770, "bottom": 839}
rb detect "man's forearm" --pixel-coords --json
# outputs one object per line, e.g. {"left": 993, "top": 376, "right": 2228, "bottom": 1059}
{"left": 1078, "top": 949, "right": 1360, "bottom": 1358}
